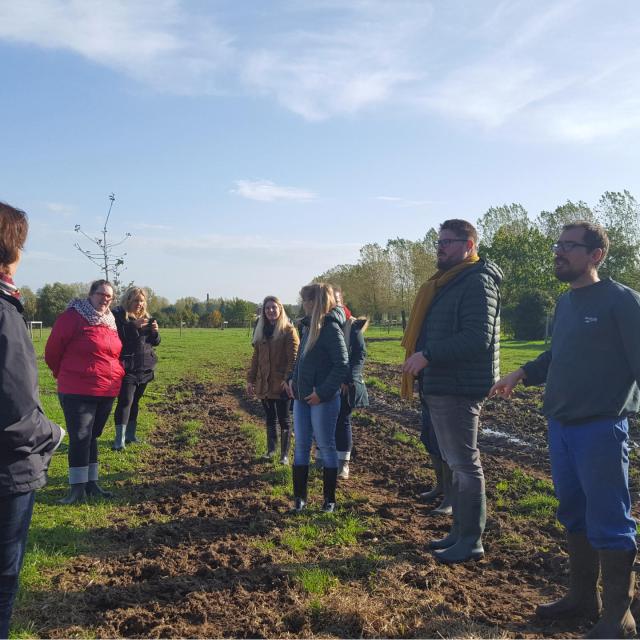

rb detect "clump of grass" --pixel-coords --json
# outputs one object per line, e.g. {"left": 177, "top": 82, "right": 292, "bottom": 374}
{"left": 351, "top": 411, "right": 376, "bottom": 427}
{"left": 174, "top": 418, "right": 202, "bottom": 447}
{"left": 392, "top": 430, "right": 422, "bottom": 450}
{"left": 365, "top": 376, "right": 399, "bottom": 396}
{"left": 327, "top": 515, "right": 367, "bottom": 546}
{"left": 296, "top": 566, "right": 338, "bottom": 595}
{"left": 282, "top": 523, "right": 321, "bottom": 554}
{"left": 495, "top": 468, "right": 558, "bottom": 519}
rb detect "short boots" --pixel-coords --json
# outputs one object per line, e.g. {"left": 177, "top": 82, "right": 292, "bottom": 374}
{"left": 125, "top": 421, "right": 141, "bottom": 444}
{"left": 292, "top": 464, "right": 309, "bottom": 513}
{"left": 58, "top": 482, "right": 87, "bottom": 505}
{"left": 280, "top": 428, "right": 291, "bottom": 465}
{"left": 338, "top": 459, "right": 350, "bottom": 480}
{"left": 536, "top": 532, "right": 602, "bottom": 621}
{"left": 431, "top": 461, "right": 453, "bottom": 516}
{"left": 419, "top": 454, "right": 444, "bottom": 501}
{"left": 322, "top": 467, "right": 338, "bottom": 512}
{"left": 86, "top": 463, "right": 113, "bottom": 499}
{"left": 434, "top": 492, "right": 486, "bottom": 564}
{"left": 112, "top": 424, "right": 126, "bottom": 451}
{"left": 586, "top": 549, "right": 636, "bottom": 639}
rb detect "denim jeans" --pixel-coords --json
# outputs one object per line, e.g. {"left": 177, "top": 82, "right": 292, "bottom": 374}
{"left": 335, "top": 394, "right": 353, "bottom": 460}
{"left": 549, "top": 416, "right": 637, "bottom": 550}
{"left": 425, "top": 394, "right": 485, "bottom": 496}
{"left": 293, "top": 393, "right": 341, "bottom": 468}
{"left": 0, "top": 491, "right": 36, "bottom": 639}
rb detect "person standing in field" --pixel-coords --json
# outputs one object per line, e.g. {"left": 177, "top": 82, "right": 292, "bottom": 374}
{"left": 0, "top": 202, "right": 65, "bottom": 638}
{"left": 332, "top": 287, "right": 369, "bottom": 480}
{"left": 288, "top": 283, "right": 348, "bottom": 513}
{"left": 247, "top": 295, "right": 299, "bottom": 464}
{"left": 402, "top": 219, "right": 502, "bottom": 564}
{"left": 45, "top": 280, "right": 124, "bottom": 504}
{"left": 491, "top": 221, "right": 638, "bottom": 639}
{"left": 111, "top": 287, "right": 161, "bottom": 451}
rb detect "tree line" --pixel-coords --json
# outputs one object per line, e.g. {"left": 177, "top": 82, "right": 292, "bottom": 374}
{"left": 315, "top": 190, "right": 640, "bottom": 339}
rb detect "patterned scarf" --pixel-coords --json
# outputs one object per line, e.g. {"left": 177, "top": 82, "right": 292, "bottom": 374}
{"left": 0, "top": 273, "right": 21, "bottom": 300}
{"left": 68, "top": 298, "right": 117, "bottom": 330}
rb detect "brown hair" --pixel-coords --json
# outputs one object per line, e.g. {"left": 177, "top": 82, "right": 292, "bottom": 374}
{"left": 0, "top": 202, "right": 29, "bottom": 271}
{"left": 440, "top": 219, "right": 478, "bottom": 246}
{"left": 89, "top": 279, "right": 114, "bottom": 296}
{"left": 562, "top": 221, "right": 609, "bottom": 267}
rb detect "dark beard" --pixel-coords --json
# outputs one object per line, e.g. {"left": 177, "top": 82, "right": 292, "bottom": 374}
{"left": 554, "top": 261, "right": 582, "bottom": 283}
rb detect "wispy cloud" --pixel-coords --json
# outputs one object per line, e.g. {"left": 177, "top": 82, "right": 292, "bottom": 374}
{"left": 1, "top": 1, "right": 639, "bottom": 140}
{"left": 44, "top": 202, "right": 74, "bottom": 216}
{"left": 231, "top": 179, "right": 317, "bottom": 203}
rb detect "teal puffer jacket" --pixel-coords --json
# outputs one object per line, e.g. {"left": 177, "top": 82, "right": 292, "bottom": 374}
{"left": 293, "top": 307, "right": 349, "bottom": 402}
{"left": 420, "top": 258, "right": 502, "bottom": 399}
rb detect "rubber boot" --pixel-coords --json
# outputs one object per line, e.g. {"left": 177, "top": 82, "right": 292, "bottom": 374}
{"left": 536, "top": 532, "right": 602, "bottom": 621}
{"left": 291, "top": 464, "right": 309, "bottom": 514}
{"left": 263, "top": 419, "right": 277, "bottom": 459}
{"left": 322, "top": 467, "right": 338, "bottom": 512}
{"left": 419, "top": 454, "right": 444, "bottom": 501}
{"left": 280, "top": 427, "right": 291, "bottom": 465}
{"left": 431, "top": 461, "right": 453, "bottom": 516}
{"left": 434, "top": 493, "right": 485, "bottom": 563}
{"left": 58, "top": 483, "right": 87, "bottom": 505}
{"left": 429, "top": 486, "right": 459, "bottom": 550}
{"left": 112, "top": 424, "right": 126, "bottom": 451}
{"left": 586, "top": 549, "right": 636, "bottom": 639}
{"left": 125, "top": 421, "right": 141, "bottom": 444}
{"left": 338, "top": 459, "right": 350, "bottom": 480}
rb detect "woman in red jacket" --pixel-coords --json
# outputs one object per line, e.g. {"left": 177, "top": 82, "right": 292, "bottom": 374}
{"left": 45, "top": 280, "right": 124, "bottom": 504}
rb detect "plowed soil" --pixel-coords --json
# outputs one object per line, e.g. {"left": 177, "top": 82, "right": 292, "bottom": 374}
{"left": 22, "top": 364, "right": 640, "bottom": 638}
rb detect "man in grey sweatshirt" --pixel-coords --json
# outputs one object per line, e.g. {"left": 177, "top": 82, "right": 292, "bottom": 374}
{"left": 491, "top": 221, "right": 638, "bottom": 639}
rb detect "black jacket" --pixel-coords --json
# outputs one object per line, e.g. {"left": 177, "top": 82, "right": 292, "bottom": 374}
{"left": 0, "top": 293, "right": 63, "bottom": 496}
{"left": 113, "top": 307, "right": 160, "bottom": 385}
{"left": 420, "top": 259, "right": 502, "bottom": 399}
{"left": 343, "top": 317, "right": 369, "bottom": 408}
{"left": 292, "top": 307, "right": 349, "bottom": 402}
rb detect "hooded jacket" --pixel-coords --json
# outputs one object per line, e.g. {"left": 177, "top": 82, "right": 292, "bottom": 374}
{"left": 292, "top": 307, "right": 349, "bottom": 402}
{"left": 0, "top": 293, "right": 64, "bottom": 495}
{"left": 419, "top": 258, "right": 502, "bottom": 398}
{"left": 343, "top": 316, "right": 369, "bottom": 408}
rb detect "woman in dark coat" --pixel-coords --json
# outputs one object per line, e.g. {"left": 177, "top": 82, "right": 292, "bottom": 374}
{"left": 287, "top": 283, "right": 348, "bottom": 513}
{"left": 111, "top": 287, "right": 160, "bottom": 450}
{"left": 0, "top": 202, "right": 64, "bottom": 638}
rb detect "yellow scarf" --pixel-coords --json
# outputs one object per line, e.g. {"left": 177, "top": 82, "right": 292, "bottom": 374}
{"left": 400, "top": 255, "right": 480, "bottom": 400}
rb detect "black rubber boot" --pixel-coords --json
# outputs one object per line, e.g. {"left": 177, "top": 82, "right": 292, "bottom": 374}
{"left": 536, "top": 532, "right": 602, "bottom": 621}
{"left": 280, "top": 428, "right": 291, "bottom": 465}
{"left": 58, "top": 483, "right": 87, "bottom": 505}
{"left": 431, "top": 461, "right": 453, "bottom": 516}
{"left": 419, "top": 454, "right": 444, "bottom": 501}
{"left": 291, "top": 465, "right": 309, "bottom": 514}
{"left": 434, "top": 492, "right": 485, "bottom": 563}
{"left": 429, "top": 485, "right": 459, "bottom": 550}
{"left": 322, "top": 467, "right": 338, "bottom": 513}
{"left": 586, "top": 549, "right": 636, "bottom": 639}
{"left": 125, "top": 421, "right": 142, "bottom": 444}
{"left": 86, "top": 481, "right": 114, "bottom": 499}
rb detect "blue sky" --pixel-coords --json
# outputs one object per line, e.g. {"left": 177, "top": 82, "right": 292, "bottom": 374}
{"left": 1, "top": 0, "right": 639, "bottom": 304}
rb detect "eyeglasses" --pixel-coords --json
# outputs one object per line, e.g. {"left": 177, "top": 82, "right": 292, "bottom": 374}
{"left": 551, "top": 241, "right": 591, "bottom": 253}
{"left": 94, "top": 292, "right": 113, "bottom": 300}
{"left": 433, "top": 239, "right": 468, "bottom": 249}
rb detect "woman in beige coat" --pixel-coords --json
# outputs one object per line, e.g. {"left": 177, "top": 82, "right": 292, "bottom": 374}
{"left": 247, "top": 296, "right": 299, "bottom": 464}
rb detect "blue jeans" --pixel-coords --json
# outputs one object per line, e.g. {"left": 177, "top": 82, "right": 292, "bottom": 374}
{"left": 548, "top": 416, "right": 636, "bottom": 550}
{"left": 0, "top": 491, "right": 36, "bottom": 639}
{"left": 294, "top": 394, "right": 341, "bottom": 468}
{"left": 335, "top": 394, "right": 352, "bottom": 460}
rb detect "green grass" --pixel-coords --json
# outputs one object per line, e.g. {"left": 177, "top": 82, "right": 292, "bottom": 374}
{"left": 174, "top": 418, "right": 202, "bottom": 447}
{"left": 494, "top": 468, "right": 558, "bottom": 520}
{"left": 295, "top": 567, "right": 338, "bottom": 595}
{"left": 392, "top": 430, "right": 422, "bottom": 450}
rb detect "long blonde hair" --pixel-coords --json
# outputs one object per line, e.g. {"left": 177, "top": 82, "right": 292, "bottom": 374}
{"left": 120, "top": 287, "right": 149, "bottom": 320}
{"left": 252, "top": 295, "right": 290, "bottom": 345}
{"left": 300, "top": 283, "right": 335, "bottom": 354}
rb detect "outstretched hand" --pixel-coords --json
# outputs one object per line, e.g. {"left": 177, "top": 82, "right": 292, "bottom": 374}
{"left": 489, "top": 368, "right": 526, "bottom": 399}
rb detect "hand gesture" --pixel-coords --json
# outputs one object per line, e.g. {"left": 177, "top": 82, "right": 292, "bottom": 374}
{"left": 402, "top": 351, "right": 428, "bottom": 376}
{"left": 489, "top": 368, "right": 526, "bottom": 399}
{"left": 304, "top": 388, "right": 321, "bottom": 405}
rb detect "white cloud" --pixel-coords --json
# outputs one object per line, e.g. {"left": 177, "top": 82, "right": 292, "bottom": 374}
{"left": 231, "top": 179, "right": 317, "bottom": 203}
{"left": 44, "top": 202, "right": 74, "bottom": 216}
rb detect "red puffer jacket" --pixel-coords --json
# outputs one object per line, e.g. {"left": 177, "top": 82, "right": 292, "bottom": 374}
{"left": 45, "top": 309, "right": 124, "bottom": 397}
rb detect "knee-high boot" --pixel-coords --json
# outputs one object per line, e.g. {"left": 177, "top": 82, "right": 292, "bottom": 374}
{"left": 291, "top": 465, "right": 309, "bottom": 513}
{"left": 322, "top": 467, "right": 338, "bottom": 513}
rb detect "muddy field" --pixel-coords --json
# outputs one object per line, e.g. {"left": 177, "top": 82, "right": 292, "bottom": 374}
{"left": 21, "top": 362, "right": 640, "bottom": 638}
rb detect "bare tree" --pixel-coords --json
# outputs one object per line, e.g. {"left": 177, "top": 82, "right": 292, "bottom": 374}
{"left": 74, "top": 193, "right": 131, "bottom": 287}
